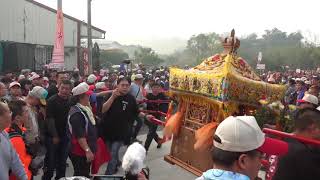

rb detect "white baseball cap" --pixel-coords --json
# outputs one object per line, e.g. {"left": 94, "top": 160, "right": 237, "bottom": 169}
{"left": 301, "top": 77, "right": 308, "bottom": 81}
{"left": 267, "top": 77, "right": 275, "bottom": 83}
{"left": 29, "top": 86, "right": 48, "bottom": 106}
{"left": 9, "top": 82, "right": 21, "bottom": 89}
{"left": 87, "top": 74, "right": 97, "bottom": 84}
{"left": 214, "top": 116, "right": 288, "bottom": 155}
{"left": 297, "top": 94, "right": 318, "bottom": 105}
{"left": 72, "top": 82, "right": 93, "bottom": 96}
{"left": 101, "top": 76, "right": 109, "bottom": 82}
{"left": 305, "top": 81, "right": 311, "bottom": 85}
{"left": 29, "top": 74, "right": 40, "bottom": 81}
{"left": 134, "top": 74, "right": 144, "bottom": 80}
{"left": 18, "top": 75, "right": 25, "bottom": 81}
{"left": 43, "top": 77, "right": 49, "bottom": 82}
{"left": 95, "top": 82, "right": 107, "bottom": 91}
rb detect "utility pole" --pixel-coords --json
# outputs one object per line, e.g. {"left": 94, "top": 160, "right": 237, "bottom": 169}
{"left": 57, "top": 0, "right": 62, "bottom": 9}
{"left": 87, "top": 0, "right": 93, "bottom": 74}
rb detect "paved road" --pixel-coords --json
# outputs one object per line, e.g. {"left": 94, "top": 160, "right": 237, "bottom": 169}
{"left": 34, "top": 126, "right": 265, "bottom": 180}
{"left": 34, "top": 127, "right": 197, "bottom": 180}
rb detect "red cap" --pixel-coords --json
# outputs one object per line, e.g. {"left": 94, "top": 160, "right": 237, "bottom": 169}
{"left": 85, "top": 90, "right": 94, "bottom": 96}
{"left": 89, "top": 85, "right": 95, "bottom": 91}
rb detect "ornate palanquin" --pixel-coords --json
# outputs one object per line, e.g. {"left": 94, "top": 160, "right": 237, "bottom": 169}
{"left": 164, "top": 30, "right": 286, "bottom": 176}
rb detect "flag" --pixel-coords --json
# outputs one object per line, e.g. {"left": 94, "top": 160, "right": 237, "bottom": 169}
{"left": 91, "top": 138, "right": 111, "bottom": 174}
{"left": 49, "top": 9, "right": 64, "bottom": 69}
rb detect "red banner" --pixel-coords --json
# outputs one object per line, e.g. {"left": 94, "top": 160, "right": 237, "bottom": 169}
{"left": 50, "top": 9, "right": 64, "bottom": 69}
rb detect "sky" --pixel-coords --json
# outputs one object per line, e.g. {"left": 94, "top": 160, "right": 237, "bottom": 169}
{"left": 36, "top": 0, "right": 320, "bottom": 53}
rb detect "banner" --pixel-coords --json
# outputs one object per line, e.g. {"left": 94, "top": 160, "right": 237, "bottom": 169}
{"left": 256, "top": 64, "right": 266, "bottom": 70}
{"left": 83, "top": 48, "right": 89, "bottom": 75}
{"left": 49, "top": 9, "right": 64, "bottom": 69}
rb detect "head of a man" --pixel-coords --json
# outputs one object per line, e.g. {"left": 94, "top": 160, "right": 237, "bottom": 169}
{"left": 117, "top": 77, "right": 131, "bottom": 95}
{"left": 297, "top": 94, "right": 318, "bottom": 109}
{"left": 0, "top": 102, "right": 11, "bottom": 131}
{"left": 57, "top": 72, "right": 67, "bottom": 86}
{"left": 296, "top": 81, "right": 304, "bottom": 91}
{"left": 151, "top": 83, "right": 161, "bottom": 96}
{"left": 134, "top": 74, "right": 144, "bottom": 86}
{"left": 71, "top": 82, "right": 92, "bottom": 106}
{"left": 288, "top": 79, "right": 296, "bottom": 86}
{"left": 58, "top": 80, "right": 72, "bottom": 99}
{"left": 50, "top": 70, "right": 58, "bottom": 81}
{"left": 309, "top": 85, "right": 320, "bottom": 97}
{"left": 27, "top": 86, "right": 48, "bottom": 106}
{"left": 43, "top": 77, "right": 49, "bottom": 86}
{"left": 211, "top": 116, "right": 288, "bottom": 180}
{"left": 87, "top": 74, "right": 97, "bottom": 85}
{"left": 294, "top": 108, "right": 320, "bottom": 139}
{"left": 312, "top": 76, "right": 320, "bottom": 86}
{"left": 32, "top": 77, "right": 43, "bottom": 87}
{"left": 8, "top": 100, "right": 28, "bottom": 126}
{"left": 9, "top": 82, "right": 22, "bottom": 97}
{"left": 148, "top": 79, "right": 155, "bottom": 86}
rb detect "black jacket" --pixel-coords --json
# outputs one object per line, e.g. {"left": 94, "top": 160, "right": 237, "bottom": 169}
{"left": 273, "top": 138, "right": 320, "bottom": 180}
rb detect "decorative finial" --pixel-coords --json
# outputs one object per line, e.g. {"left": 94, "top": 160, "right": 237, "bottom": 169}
{"left": 222, "top": 29, "right": 240, "bottom": 54}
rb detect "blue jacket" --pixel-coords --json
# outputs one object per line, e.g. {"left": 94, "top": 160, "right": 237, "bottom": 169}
{"left": 196, "top": 169, "right": 250, "bottom": 180}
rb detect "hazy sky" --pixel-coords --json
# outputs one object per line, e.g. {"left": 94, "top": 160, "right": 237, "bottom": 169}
{"left": 37, "top": 0, "right": 320, "bottom": 49}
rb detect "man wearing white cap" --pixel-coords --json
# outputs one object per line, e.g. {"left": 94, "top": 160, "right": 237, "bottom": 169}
{"left": 129, "top": 74, "right": 145, "bottom": 143}
{"left": 24, "top": 86, "right": 48, "bottom": 145}
{"left": 29, "top": 73, "right": 42, "bottom": 87}
{"left": 196, "top": 116, "right": 288, "bottom": 180}
{"left": 95, "top": 82, "right": 108, "bottom": 119}
{"left": 4, "top": 82, "right": 22, "bottom": 102}
{"left": 297, "top": 94, "right": 318, "bottom": 109}
{"left": 23, "top": 86, "right": 48, "bottom": 175}
{"left": 42, "top": 77, "right": 49, "bottom": 89}
{"left": 68, "top": 82, "right": 97, "bottom": 178}
{"left": 87, "top": 74, "right": 97, "bottom": 85}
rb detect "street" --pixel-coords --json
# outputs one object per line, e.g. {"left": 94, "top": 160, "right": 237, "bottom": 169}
{"left": 34, "top": 127, "right": 197, "bottom": 180}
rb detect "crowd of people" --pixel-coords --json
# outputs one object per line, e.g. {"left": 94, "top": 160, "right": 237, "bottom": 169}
{"left": 0, "top": 65, "right": 170, "bottom": 180}
{"left": 1, "top": 65, "right": 320, "bottom": 180}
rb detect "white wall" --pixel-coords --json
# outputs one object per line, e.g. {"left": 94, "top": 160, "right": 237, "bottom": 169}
{"left": 0, "top": 0, "right": 104, "bottom": 47}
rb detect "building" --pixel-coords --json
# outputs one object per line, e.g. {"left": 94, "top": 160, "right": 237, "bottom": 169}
{"left": 0, "top": 0, "right": 105, "bottom": 72}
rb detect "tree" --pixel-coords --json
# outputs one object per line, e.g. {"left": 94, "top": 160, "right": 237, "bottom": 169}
{"left": 100, "top": 49, "right": 129, "bottom": 68}
{"left": 186, "top": 32, "right": 222, "bottom": 63}
{"left": 164, "top": 28, "right": 320, "bottom": 71}
{"left": 134, "top": 47, "right": 164, "bottom": 66}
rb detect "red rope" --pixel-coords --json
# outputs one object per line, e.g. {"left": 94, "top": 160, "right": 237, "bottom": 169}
{"left": 137, "top": 99, "right": 171, "bottom": 104}
{"left": 149, "top": 117, "right": 165, "bottom": 126}
{"left": 263, "top": 128, "right": 320, "bottom": 146}
{"left": 140, "top": 109, "right": 167, "bottom": 117}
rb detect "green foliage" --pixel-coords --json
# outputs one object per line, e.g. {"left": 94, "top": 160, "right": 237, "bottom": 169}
{"left": 100, "top": 49, "right": 129, "bottom": 68}
{"left": 134, "top": 47, "right": 164, "bottom": 66}
{"left": 255, "top": 106, "right": 276, "bottom": 128}
{"left": 186, "top": 32, "right": 222, "bottom": 64}
{"left": 167, "top": 28, "right": 320, "bottom": 70}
